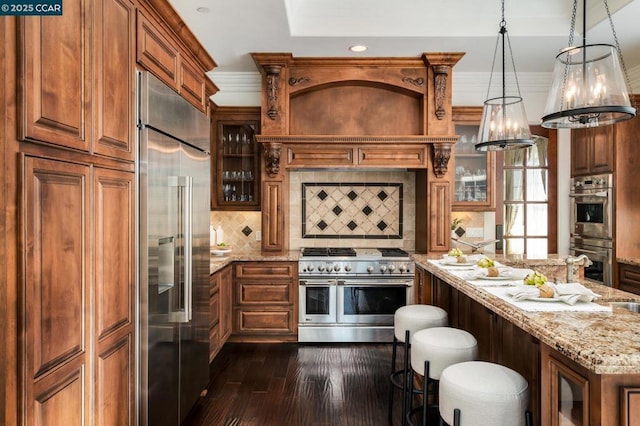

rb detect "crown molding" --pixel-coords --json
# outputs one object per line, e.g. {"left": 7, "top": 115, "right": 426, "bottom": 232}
{"left": 209, "top": 69, "right": 640, "bottom": 107}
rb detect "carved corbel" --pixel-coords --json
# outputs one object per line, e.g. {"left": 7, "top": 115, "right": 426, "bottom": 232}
{"left": 432, "top": 143, "right": 452, "bottom": 178}
{"left": 263, "top": 142, "right": 282, "bottom": 177}
{"left": 433, "top": 65, "right": 449, "bottom": 120}
{"left": 264, "top": 65, "right": 281, "bottom": 120}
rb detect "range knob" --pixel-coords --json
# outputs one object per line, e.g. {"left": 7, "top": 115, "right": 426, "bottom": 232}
{"left": 333, "top": 264, "right": 341, "bottom": 272}
{"left": 380, "top": 265, "right": 387, "bottom": 273}
{"left": 344, "top": 264, "right": 352, "bottom": 272}
{"left": 306, "top": 264, "right": 315, "bottom": 272}
{"left": 366, "top": 265, "right": 374, "bottom": 274}
{"left": 317, "top": 264, "right": 326, "bottom": 272}
{"left": 398, "top": 263, "right": 406, "bottom": 273}
{"left": 388, "top": 264, "right": 396, "bottom": 272}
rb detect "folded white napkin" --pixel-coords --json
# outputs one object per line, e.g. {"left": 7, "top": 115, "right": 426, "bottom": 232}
{"left": 509, "top": 268, "right": 535, "bottom": 280}
{"left": 507, "top": 285, "right": 541, "bottom": 301}
{"left": 554, "top": 283, "right": 601, "bottom": 305}
{"left": 463, "top": 266, "right": 513, "bottom": 280}
{"left": 507, "top": 283, "right": 600, "bottom": 305}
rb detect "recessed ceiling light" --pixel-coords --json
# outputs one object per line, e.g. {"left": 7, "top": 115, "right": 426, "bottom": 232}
{"left": 349, "top": 45, "right": 367, "bottom": 53}
{"left": 196, "top": 6, "right": 210, "bottom": 13}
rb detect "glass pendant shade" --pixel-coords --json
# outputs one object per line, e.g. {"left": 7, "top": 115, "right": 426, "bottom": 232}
{"left": 476, "top": 95, "right": 534, "bottom": 151}
{"left": 475, "top": 0, "right": 534, "bottom": 151}
{"left": 541, "top": 43, "right": 636, "bottom": 128}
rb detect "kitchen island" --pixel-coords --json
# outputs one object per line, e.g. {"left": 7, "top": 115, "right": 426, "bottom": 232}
{"left": 413, "top": 254, "right": 640, "bottom": 426}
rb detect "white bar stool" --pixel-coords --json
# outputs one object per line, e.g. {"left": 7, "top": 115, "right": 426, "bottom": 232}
{"left": 406, "top": 327, "right": 478, "bottom": 426}
{"left": 438, "top": 361, "right": 532, "bottom": 426}
{"left": 388, "top": 305, "right": 448, "bottom": 426}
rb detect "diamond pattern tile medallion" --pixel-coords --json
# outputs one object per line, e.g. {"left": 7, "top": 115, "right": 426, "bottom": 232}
{"left": 302, "top": 183, "right": 402, "bottom": 239}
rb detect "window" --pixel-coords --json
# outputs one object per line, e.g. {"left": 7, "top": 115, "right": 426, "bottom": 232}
{"left": 503, "top": 137, "right": 550, "bottom": 257}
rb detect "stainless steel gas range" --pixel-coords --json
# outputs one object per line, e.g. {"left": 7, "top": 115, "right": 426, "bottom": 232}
{"left": 298, "top": 247, "right": 414, "bottom": 343}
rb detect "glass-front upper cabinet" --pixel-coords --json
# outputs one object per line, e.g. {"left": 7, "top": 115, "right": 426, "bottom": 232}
{"left": 211, "top": 107, "right": 261, "bottom": 210}
{"left": 452, "top": 106, "right": 495, "bottom": 211}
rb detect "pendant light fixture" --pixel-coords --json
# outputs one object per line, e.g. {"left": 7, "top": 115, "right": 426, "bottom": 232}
{"left": 475, "top": 0, "right": 534, "bottom": 151}
{"left": 541, "top": 0, "right": 636, "bottom": 128}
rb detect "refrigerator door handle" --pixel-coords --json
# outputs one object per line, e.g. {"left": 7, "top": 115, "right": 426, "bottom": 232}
{"left": 168, "top": 175, "right": 193, "bottom": 323}
{"left": 184, "top": 175, "right": 193, "bottom": 320}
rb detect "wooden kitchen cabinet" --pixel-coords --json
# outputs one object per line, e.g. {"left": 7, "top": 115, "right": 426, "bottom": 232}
{"left": 20, "top": 0, "right": 135, "bottom": 161}
{"left": 231, "top": 262, "right": 297, "bottom": 341}
{"left": 220, "top": 265, "right": 233, "bottom": 343}
{"left": 570, "top": 125, "right": 614, "bottom": 177}
{"left": 414, "top": 266, "right": 432, "bottom": 305}
{"left": 211, "top": 107, "right": 261, "bottom": 210}
{"left": 209, "top": 264, "right": 232, "bottom": 362}
{"left": 618, "top": 262, "right": 640, "bottom": 295}
{"left": 22, "top": 156, "right": 135, "bottom": 425}
{"left": 136, "top": 2, "right": 213, "bottom": 113}
{"left": 429, "top": 274, "right": 540, "bottom": 423}
{"left": 452, "top": 107, "right": 495, "bottom": 211}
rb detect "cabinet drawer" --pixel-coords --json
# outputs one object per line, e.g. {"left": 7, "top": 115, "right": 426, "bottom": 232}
{"left": 238, "top": 282, "right": 292, "bottom": 305}
{"left": 619, "top": 263, "right": 640, "bottom": 295}
{"left": 235, "top": 262, "right": 296, "bottom": 280}
{"left": 358, "top": 145, "right": 427, "bottom": 168}
{"left": 286, "top": 146, "right": 355, "bottom": 168}
{"left": 234, "top": 308, "right": 295, "bottom": 334}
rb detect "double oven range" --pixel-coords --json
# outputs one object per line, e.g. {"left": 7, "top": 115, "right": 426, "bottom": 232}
{"left": 569, "top": 173, "right": 613, "bottom": 286}
{"left": 298, "top": 247, "right": 414, "bottom": 343}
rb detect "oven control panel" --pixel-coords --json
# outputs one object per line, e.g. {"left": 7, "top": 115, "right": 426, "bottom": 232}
{"left": 299, "top": 260, "right": 413, "bottom": 277}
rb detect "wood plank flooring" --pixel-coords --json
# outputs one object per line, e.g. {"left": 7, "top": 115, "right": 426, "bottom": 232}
{"left": 183, "top": 343, "right": 408, "bottom": 426}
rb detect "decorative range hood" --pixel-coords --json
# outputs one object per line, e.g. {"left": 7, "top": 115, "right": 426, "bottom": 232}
{"left": 251, "top": 53, "right": 464, "bottom": 178}
{"left": 250, "top": 52, "right": 465, "bottom": 254}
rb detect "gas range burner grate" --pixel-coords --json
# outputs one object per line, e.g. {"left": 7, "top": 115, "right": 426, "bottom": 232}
{"left": 301, "top": 247, "right": 357, "bottom": 257}
{"left": 378, "top": 248, "right": 409, "bottom": 257}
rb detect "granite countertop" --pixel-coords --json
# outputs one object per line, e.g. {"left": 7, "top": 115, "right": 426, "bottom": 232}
{"left": 412, "top": 254, "right": 640, "bottom": 375}
{"left": 210, "top": 250, "right": 300, "bottom": 274}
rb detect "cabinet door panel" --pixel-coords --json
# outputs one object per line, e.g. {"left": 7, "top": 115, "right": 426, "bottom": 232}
{"left": 219, "top": 266, "right": 233, "bottom": 342}
{"left": 590, "top": 125, "right": 614, "bottom": 174}
{"left": 180, "top": 57, "right": 207, "bottom": 113}
{"left": 262, "top": 180, "right": 286, "bottom": 251}
{"left": 95, "top": 168, "right": 134, "bottom": 339}
{"left": 23, "top": 156, "right": 90, "bottom": 378}
{"left": 95, "top": 333, "right": 134, "bottom": 426}
{"left": 136, "top": 11, "right": 179, "bottom": 88}
{"left": 20, "top": 0, "right": 90, "bottom": 150}
{"left": 94, "top": 0, "right": 135, "bottom": 160}
{"left": 31, "top": 360, "right": 88, "bottom": 426}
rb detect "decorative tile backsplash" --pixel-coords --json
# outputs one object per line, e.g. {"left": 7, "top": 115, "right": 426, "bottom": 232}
{"left": 290, "top": 171, "right": 416, "bottom": 251}
{"left": 302, "top": 182, "right": 403, "bottom": 239}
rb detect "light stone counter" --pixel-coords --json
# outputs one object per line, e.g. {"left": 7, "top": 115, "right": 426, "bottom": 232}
{"left": 210, "top": 250, "right": 300, "bottom": 274}
{"left": 412, "top": 254, "right": 640, "bottom": 375}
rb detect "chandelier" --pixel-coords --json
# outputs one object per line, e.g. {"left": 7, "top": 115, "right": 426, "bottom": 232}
{"left": 541, "top": 0, "right": 636, "bottom": 128}
{"left": 476, "top": 0, "right": 534, "bottom": 151}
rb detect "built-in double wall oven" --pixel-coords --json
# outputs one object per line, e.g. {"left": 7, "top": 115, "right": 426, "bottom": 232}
{"left": 569, "top": 173, "right": 613, "bottom": 286}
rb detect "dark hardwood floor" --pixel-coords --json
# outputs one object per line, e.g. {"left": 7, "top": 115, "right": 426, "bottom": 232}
{"left": 183, "top": 342, "right": 408, "bottom": 426}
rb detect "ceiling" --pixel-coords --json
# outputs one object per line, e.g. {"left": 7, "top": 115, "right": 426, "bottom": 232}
{"left": 167, "top": 0, "right": 640, "bottom": 94}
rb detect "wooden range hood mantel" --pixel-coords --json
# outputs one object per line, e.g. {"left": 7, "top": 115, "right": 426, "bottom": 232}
{"left": 251, "top": 53, "right": 464, "bottom": 254}
{"left": 256, "top": 134, "right": 459, "bottom": 177}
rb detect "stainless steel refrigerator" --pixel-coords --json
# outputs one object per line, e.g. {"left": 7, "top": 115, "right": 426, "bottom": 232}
{"left": 137, "top": 71, "right": 210, "bottom": 426}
